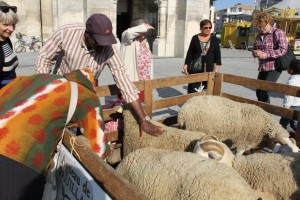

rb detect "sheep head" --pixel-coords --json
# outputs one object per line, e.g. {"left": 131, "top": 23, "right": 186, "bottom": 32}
{"left": 193, "top": 135, "right": 235, "bottom": 167}
{"left": 273, "top": 134, "right": 300, "bottom": 153}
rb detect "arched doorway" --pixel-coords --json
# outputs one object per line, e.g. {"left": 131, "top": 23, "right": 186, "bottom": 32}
{"left": 116, "top": 0, "right": 158, "bottom": 50}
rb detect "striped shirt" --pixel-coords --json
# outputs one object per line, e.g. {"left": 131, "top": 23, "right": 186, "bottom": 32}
{"left": 253, "top": 27, "right": 288, "bottom": 72}
{"left": 36, "top": 24, "right": 139, "bottom": 103}
{"left": 1, "top": 40, "right": 18, "bottom": 85}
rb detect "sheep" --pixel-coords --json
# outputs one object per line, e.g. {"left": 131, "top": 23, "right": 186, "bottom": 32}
{"left": 177, "top": 95, "right": 299, "bottom": 154}
{"left": 193, "top": 137, "right": 300, "bottom": 200}
{"left": 116, "top": 147, "right": 269, "bottom": 200}
{"left": 122, "top": 105, "right": 206, "bottom": 157}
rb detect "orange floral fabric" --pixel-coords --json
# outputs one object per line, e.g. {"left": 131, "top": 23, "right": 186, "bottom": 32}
{"left": 0, "top": 69, "right": 110, "bottom": 174}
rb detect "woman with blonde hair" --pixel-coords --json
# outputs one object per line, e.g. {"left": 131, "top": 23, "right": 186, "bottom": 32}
{"left": 252, "top": 11, "right": 288, "bottom": 103}
{"left": 0, "top": 1, "right": 19, "bottom": 89}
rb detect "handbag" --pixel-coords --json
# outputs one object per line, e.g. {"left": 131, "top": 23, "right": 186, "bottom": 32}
{"left": 42, "top": 81, "right": 78, "bottom": 200}
{"left": 272, "top": 30, "right": 296, "bottom": 71}
{"left": 188, "top": 56, "right": 202, "bottom": 74}
{"left": 188, "top": 37, "right": 211, "bottom": 74}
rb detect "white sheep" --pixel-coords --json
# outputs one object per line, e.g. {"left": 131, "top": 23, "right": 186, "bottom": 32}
{"left": 122, "top": 106, "right": 206, "bottom": 157}
{"left": 116, "top": 148, "right": 270, "bottom": 200}
{"left": 193, "top": 137, "right": 300, "bottom": 200}
{"left": 178, "top": 95, "right": 299, "bottom": 154}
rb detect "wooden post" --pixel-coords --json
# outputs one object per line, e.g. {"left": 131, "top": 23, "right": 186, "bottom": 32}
{"left": 206, "top": 72, "right": 216, "bottom": 95}
{"left": 143, "top": 80, "right": 153, "bottom": 118}
{"left": 213, "top": 72, "right": 223, "bottom": 96}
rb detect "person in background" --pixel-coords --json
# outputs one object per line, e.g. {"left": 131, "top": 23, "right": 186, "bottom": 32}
{"left": 182, "top": 19, "right": 221, "bottom": 93}
{"left": 120, "top": 18, "right": 154, "bottom": 101}
{"left": 252, "top": 11, "right": 288, "bottom": 103}
{"left": 0, "top": 1, "right": 19, "bottom": 89}
{"left": 280, "top": 59, "right": 300, "bottom": 132}
{"left": 0, "top": 68, "right": 111, "bottom": 200}
{"left": 36, "top": 13, "right": 163, "bottom": 137}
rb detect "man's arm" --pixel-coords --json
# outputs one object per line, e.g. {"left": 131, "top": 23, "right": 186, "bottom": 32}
{"left": 36, "top": 28, "right": 64, "bottom": 74}
{"left": 107, "top": 46, "right": 164, "bottom": 137}
{"left": 130, "top": 99, "right": 164, "bottom": 138}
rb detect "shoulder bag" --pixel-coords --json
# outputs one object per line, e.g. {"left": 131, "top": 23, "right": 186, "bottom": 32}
{"left": 272, "top": 30, "right": 295, "bottom": 71}
{"left": 188, "top": 37, "right": 211, "bottom": 74}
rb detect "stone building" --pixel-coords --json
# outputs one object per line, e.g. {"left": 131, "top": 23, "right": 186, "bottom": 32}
{"left": 9, "top": 0, "right": 212, "bottom": 57}
{"left": 258, "top": 0, "right": 283, "bottom": 10}
{"left": 214, "top": 3, "right": 254, "bottom": 32}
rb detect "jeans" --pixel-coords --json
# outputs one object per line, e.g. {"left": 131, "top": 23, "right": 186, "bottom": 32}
{"left": 256, "top": 69, "right": 282, "bottom": 103}
{"left": 280, "top": 106, "right": 300, "bottom": 132}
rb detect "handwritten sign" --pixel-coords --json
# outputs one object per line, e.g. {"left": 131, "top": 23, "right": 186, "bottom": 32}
{"left": 56, "top": 145, "right": 112, "bottom": 200}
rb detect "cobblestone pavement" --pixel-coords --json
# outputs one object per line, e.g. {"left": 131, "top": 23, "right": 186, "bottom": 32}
{"left": 16, "top": 48, "right": 299, "bottom": 120}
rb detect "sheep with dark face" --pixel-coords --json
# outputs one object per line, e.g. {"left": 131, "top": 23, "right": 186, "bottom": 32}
{"left": 178, "top": 95, "right": 299, "bottom": 154}
{"left": 116, "top": 148, "right": 271, "bottom": 200}
{"left": 193, "top": 137, "right": 300, "bottom": 200}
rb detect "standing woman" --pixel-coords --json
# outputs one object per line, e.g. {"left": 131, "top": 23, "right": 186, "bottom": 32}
{"left": 252, "top": 11, "right": 288, "bottom": 103}
{"left": 120, "top": 18, "right": 154, "bottom": 101}
{"left": 182, "top": 19, "right": 221, "bottom": 93}
{"left": 0, "top": 1, "right": 19, "bottom": 89}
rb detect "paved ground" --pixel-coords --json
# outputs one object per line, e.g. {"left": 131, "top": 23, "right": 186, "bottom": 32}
{"left": 16, "top": 48, "right": 299, "bottom": 120}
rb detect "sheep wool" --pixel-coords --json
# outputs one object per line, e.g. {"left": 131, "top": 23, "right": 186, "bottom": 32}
{"left": 178, "top": 95, "right": 290, "bottom": 153}
{"left": 233, "top": 153, "right": 300, "bottom": 200}
{"left": 122, "top": 106, "right": 206, "bottom": 157}
{"left": 117, "top": 148, "right": 262, "bottom": 200}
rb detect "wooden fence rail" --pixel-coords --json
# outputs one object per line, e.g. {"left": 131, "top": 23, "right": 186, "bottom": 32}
{"left": 97, "top": 72, "right": 300, "bottom": 145}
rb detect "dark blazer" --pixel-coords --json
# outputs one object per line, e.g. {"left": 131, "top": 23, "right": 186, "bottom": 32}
{"left": 0, "top": 38, "right": 13, "bottom": 84}
{"left": 184, "top": 34, "right": 221, "bottom": 72}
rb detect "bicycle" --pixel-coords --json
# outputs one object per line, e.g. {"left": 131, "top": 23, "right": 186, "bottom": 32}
{"left": 14, "top": 32, "right": 43, "bottom": 53}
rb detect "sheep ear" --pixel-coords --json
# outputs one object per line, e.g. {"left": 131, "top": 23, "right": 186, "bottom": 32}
{"left": 198, "top": 141, "right": 224, "bottom": 156}
{"left": 199, "top": 135, "right": 219, "bottom": 142}
{"left": 208, "top": 151, "right": 223, "bottom": 161}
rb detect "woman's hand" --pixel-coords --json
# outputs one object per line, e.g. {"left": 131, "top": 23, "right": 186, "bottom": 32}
{"left": 253, "top": 50, "right": 266, "bottom": 59}
{"left": 139, "top": 120, "right": 164, "bottom": 139}
{"left": 214, "top": 65, "right": 220, "bottom": 72}
{"left": 182, "top": 64, "right": 188, "bottom": 75}
{"left": 145, "top": 24, "right": 154, "bottom": 30}
{"left": 252, "top": 50, "right": 258, "bottom": 58}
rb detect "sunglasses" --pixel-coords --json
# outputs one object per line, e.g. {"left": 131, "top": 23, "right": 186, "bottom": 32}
{"left": 0, "top": 6, "right": 17, "bottom": 13}
{"left": 203, "top": 27, "right": 212, "bottom": 30}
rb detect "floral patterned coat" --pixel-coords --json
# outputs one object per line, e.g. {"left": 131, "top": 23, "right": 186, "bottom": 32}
{"left": 0, "top": 68, "right": 110, "bottom": 174}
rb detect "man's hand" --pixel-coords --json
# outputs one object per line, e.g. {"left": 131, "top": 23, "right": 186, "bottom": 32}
{"left": 130, "top": 99, "right": 165, "bottom": 139}
{"left": 139, "top": 120, "right": 164, "bottom": 139}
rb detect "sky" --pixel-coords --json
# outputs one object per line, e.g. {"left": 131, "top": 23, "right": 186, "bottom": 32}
{"left": 214, "top": 0, "right": 254, "bottom": 11}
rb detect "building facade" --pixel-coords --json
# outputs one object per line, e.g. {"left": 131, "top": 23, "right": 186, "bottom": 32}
{"left": 257, "top": 0, "right": 283, "bottom": 10}
{"left": 214, "top": 3, "right": 254, "bottom": 33}
{"left": 8, "top": 0, "right": 213, "bottom": 58}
